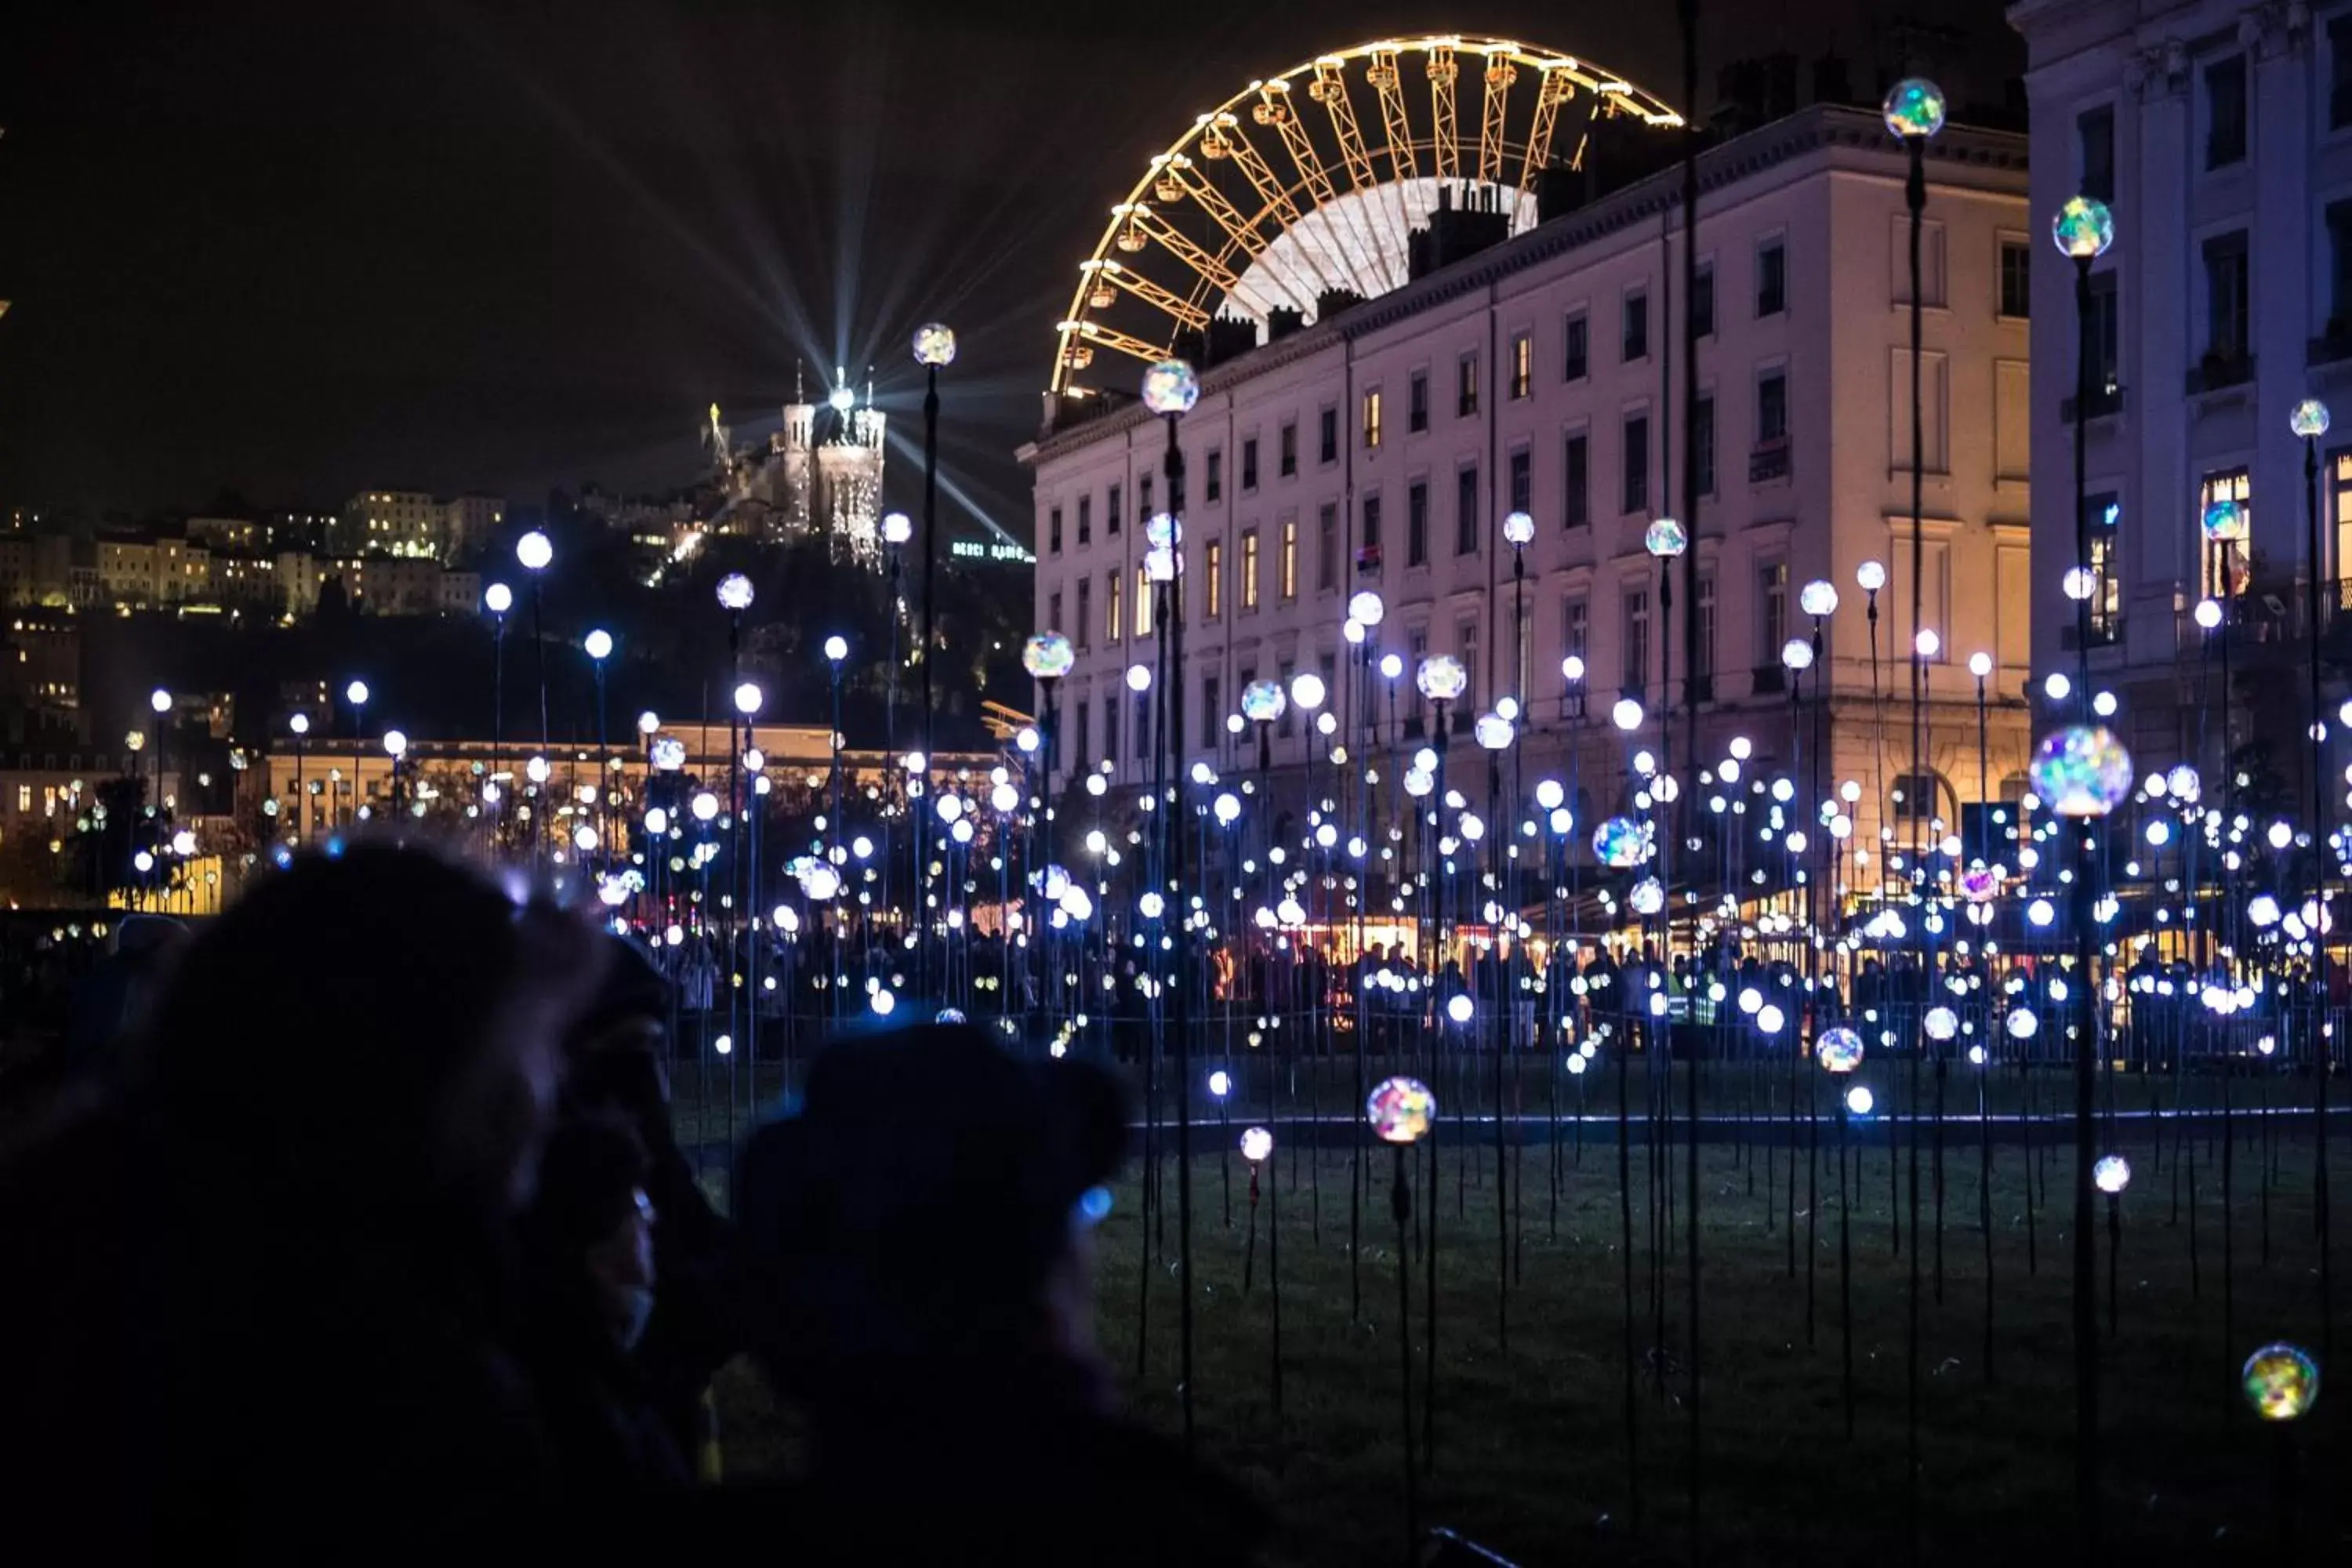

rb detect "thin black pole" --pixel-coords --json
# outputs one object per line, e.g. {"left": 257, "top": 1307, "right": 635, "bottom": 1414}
{"left": 2068, "top": 246, "right": 2101, "bottom": 1566}
{"left": 1904, "top": 130, "right": 1926, "bottom": 1561}
{"left": 2305, "top": 426, "right": 2336, "bottom": 1363}
{"left": 921, "top": 360, "right": 942, "bottom": 997}
{"left": 1162, "top": 408, "right": 1196, "bottom": 1452}
{"left": 1677, "top": 8, "right": 1704, "bottom": 1537}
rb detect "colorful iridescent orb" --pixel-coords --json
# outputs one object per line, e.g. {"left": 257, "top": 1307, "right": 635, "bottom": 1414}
{"left": 1415, "top": 654, "right": 1468, "bottom": 703}
{"left": 2241, "top": 1343, "right": 2321, "bottom": 1421}
{"left": 1140, "top": 358, "right": 1200, "bottom": 416}
{"left": 1348, "top": 589, "right": 1386, "bottom": 626}
{"left": 2028, "top": 724, "right": 2133, "bottom": 818}
{"left": 935, "top": 1007, "right": 967, "bottom": 1025}
{"left": 1240, "top": 677, "right": 1287, "bottom": 724}
{"left": 911, "top": 322, "right": 957, "bottom": 367}
{"left": 1924, "top": 1006, "right": 1959, "bottom": 1042}
{"left": 1593, "top": 815, "right": 1650, "bottom": 869}
{"left": 1882, "top": 77, "right": 1947, "bottom": 140}
{"left": 1367, "top": 1076, "right": 1437, "bottom": 1144}
{"left": 1240, "top": 1125, "right": 1275, "bottom": 1163}
{"left": 1816, "top": 1025, "right": 1864, "bottom": 1074}
{"left": 1145, "top": 512, "right": 1181, "bottom": 550}
{"left": 1474, "top": 711, "right": 1515, "bottom": 750}
{"left": 1798, "top": 579, "right": 1839, "bottom": 619}
{"left": 2051, "top": 195, "right": 2114, "bottom": 260}
{"left": 2092, "top": 1154, "right": 2132, "bottom": 1194}
{"left": 2201, "top": 497, "right": 2247, "bottom": 543}
{"left": 1501, "top": 510, "right": 1536, "bottom": 546}
{"left": 2292, "top": 397, "right": 2332, "bottom": 439}
{"left": 1958, "top": 864, "right": 2001, "bottom": 903}
{"left": 1643, "top": 516, "right": 1688, "bottom": 558}
{"left": 1628, "top": 877, "right": 1666, "bottom": 916}
{"left": 1022, "top": 632, "right": 1075, "bottom": 681}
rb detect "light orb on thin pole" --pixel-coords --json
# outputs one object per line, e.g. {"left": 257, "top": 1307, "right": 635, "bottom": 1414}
{"left": 717, "top": 572, "right": 756, "bottom": 612}
{"left": 515, "top": 531, "right": 554, "bottom": 572}
{"left": 2051, "top": 196, "right": 2116, "bottom": 260}
{"left": 2028, "top": 724, "right": 2134, "bottom": 817}
{"left": 1349, "top": 588, "right": 1386, "bottom": 626}
{"left": 912, "top": 322, "right": 958, "bottom": 367}
{"left": 1140, "top": 358, "right": 1201, "bottom": 416}
{"left": 1022, "top": 632, "right": 1073, "bottom": 681}
{"left": 1881, "top": 77, "right": 1948, "bottom": 140}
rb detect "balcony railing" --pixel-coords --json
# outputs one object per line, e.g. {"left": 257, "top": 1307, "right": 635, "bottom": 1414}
{"left": 2059, "top": 383, "right": 2123, "bottom": 421}
{"left": 2186, "top": 350, "right": 2255, "bottom": 395}
{"left": 1748, "top": 437, "right": 1790, "bottom": 484}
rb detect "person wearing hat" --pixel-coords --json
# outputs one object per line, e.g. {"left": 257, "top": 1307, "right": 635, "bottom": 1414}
{"left": 713, "top": 1021, "right": 1268, "bottom": 1564}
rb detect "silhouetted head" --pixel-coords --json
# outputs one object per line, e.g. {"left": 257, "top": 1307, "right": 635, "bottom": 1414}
{"left": 140, "top": 843, "right": 601, "bottom": 1222}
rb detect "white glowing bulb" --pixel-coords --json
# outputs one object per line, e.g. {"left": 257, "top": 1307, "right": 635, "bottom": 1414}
{"left": 515, "top": 531, "right": 554, "bottom": 571}
{"left": 584, "top": 629, "right": 614, "bottom": 661}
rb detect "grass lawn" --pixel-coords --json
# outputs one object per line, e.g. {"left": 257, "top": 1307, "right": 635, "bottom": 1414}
{"left": 715, "top": 1116, "right": 2346, "bottom": 1566}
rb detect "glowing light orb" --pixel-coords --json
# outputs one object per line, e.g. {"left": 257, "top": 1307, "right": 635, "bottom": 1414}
{"left": 2241, "top": 1343, "right": 2321, "bottom": 1421}
{"left": 1959, "top": 865, "right": 2001, "bottom": 902}
{"left": 2028, "top": 725, "right": 2133, "bottom": 818}
{"left": 1208, "top": 1069, "right": 1232, "bottom": 1098}
{"left": 345, "top": 680, "right": 370, "bottom": 707}
{"left": 1415, "top": 655, "right": 1468, "bottom": 703}
{"left": 1857, "top": 559, "right": 1888, "bottom": 593}
{"left": 1845, "top": 1085, "right": 1876, "bottom": 1116}
{"left": 1799, "top": 579, "right": 1839, "bottom": 619}
{"left": 1240, "top": 1126, "right": 1275, "bottom": 1163}
{"left": 1474, "top": 711, "right": 1515, "bottom": 750}
{"left": 1290, "top": 671, "right": 1327, "bottom": 710}
{"left": 1816, "top": 1026, "right": 1864, "bottom": 1073}
{"left": 1924, "top": 1006, "right": 1958, "bottom": 1041}
{"left": 1882, "top": 76, "right": 1947, "bottom": 138}
{"left": 2006, "top": 1007, "right": 2039, "bottom": 1040}
{"left": 1782, "top": 637, "right": 1814, "bottom": 671}
{"left": 583, "top": 628, "right": 614, "bottom": 662}
{"left": 2051, "top": 195, "right": 2114, "bottom": 260}
{"left": 1594, "top": 815, "right": 1650, "bottom": 868}
{"left": 1611, "top": 697, "right": 1644, "bottom": 732}
{"left": 382, "top": 729, "right": 408, "bottom": 758}
{"left": 1022, "top": 633, "right": 1076, "bottom": 681}
{"left": 912, "top": 322, "right": 957, "bottom": 367}
{"left": 1628, "top": 877, "right": 1666, "bottom": 916}
{"left": 882, "top": 512, "right": 913, "bottom": 546}
{"left": 2093, "top": 1155, "right": 2132, "bottom": 1195}
{"left": 798, "top": 862, "right": 842, "bottom": 901}
{"left": 824, "top": 634, "right": 851, "bottom": 662}
{"left": 484, "top": 582, "right": 513, "bottom": 615}
{"left": 733, "top": 681, "right": 764, "bottom": 715}
{"left": 1446, "top": 993, "right": 1475, "bottom": 1024}
{"left": 2201, "top": 497, "right": 2247, "bottom": 543}
{"left": 1643, "top": 516, "right": 1688, "bottom": 558}
{"left": 1501, "top": 510, "right": 1535, "bottom": 546}
{"left": 1240, "top": 678, "right": 1287, "bottom": 723}
{"left": 650, "top": 737, "right": 687, "bottom": 771}
{"left": 1139, "top": 358, "right": 1200, "bottom": 415}
{"left": 2292, "top": 397, "right": 2332, "bottom": 439}
{"left": 935, "top": 1007, "right": 967, "bottom": 1024}
{"left": 1348, "top": 589, "right": 1385, "bottom": 626}
{"left": 516, "top": 531, "right": 554, "bottom": 572}
{"left": 1367, "top": 1076, "right": 1437, "bottom": 1144}
{"left": 716, "top": 573, "right": 755, "bottom": 612}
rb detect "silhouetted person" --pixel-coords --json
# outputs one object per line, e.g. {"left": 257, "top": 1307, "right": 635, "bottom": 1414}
{"left": 517, "top": 1115, "right": 688, "bottom": 1497}
{"left": 714, "top": 1022, "right": 1266, "bottom": 1564}
{"left": 0, "top": 843, "right": 603, "bottom": 1564}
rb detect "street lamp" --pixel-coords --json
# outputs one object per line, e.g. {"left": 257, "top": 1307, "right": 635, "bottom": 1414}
{"left": 2293, "top": 395, "right": 2337, "bottom": 1311}
{"left": 288, "top": 711, "right": 310, "bottom": 843}
{"left": 343, "top": 681, "right": 369, "bottom": 829}
{"left": 383, "top": 728, "right": 408, "bottom": 816}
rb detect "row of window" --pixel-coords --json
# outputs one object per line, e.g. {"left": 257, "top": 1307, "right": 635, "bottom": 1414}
{"left": 1051, "top": 557, "right": 1804, "bottom": 763}
{"left": 1047, "top": 375, "right": 1795, "bottom": 557}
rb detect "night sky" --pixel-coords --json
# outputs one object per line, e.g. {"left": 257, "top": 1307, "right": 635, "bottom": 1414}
{"left": 0, "top": 2, "right": 2017, "bottom": 537}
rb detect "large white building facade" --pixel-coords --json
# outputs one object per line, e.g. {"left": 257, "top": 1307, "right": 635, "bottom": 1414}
{"left": 2013, "top": 0, "right": 2352, "bottom": 772}
{"left": 1024, "top": 103, "right": 2034, "bottom": 880}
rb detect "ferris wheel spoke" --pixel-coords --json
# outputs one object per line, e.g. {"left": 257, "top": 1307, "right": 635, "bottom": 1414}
{"left": 1427, "top": 40, "right": 1461, "bottom": 182}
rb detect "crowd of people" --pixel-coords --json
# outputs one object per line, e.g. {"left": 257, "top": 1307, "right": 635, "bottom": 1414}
{"left": 0, "top": 843, "right": 1267, "bottom": 1564}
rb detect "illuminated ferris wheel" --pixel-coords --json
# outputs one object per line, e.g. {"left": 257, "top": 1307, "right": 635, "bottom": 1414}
{"left": 1051, "top": 35, "right": 1682, "bottom": 396}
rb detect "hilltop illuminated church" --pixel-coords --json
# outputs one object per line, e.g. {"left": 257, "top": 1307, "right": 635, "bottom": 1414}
{"left": 706, "top": 366, "right": 886, "bottom": 566}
